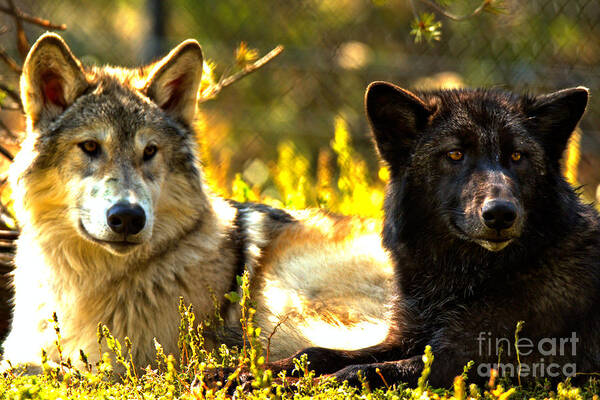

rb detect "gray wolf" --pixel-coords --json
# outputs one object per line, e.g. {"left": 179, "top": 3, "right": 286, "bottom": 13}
{"left": 0, "top": 33, "right": 394, "bottom": 372}
{"left": 259, "top": 82, "right": 600, "bottom": 387}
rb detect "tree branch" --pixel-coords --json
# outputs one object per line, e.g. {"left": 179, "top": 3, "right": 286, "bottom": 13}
{"left": 0, "top": 3, "right": 66, "bottom": 31}
{"left": 0, "top": 45, "right": 21, "bottom": 73}
{"left": 0, "top": 83, "right": 22, "bottom": 110}
{"left": 5, "top": 0, "right": 29, "bottom": 59}
{"left": 0, "top": 141, "right": 13, "bottom": 161}
{"left": 199, "top": 45, "right": 284, "bottom": 103}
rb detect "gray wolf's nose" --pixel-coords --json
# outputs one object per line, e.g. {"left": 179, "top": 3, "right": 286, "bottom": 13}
{"left": 106, "top": 202, "right": 146, "bottom": 235}
{"left": 481, "top": 199, "right": 517, "bottom": 230}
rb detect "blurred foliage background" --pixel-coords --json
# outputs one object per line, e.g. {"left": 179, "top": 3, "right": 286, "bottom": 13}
{"left": 0, "top": 0, "right": 599, "bottom": 214}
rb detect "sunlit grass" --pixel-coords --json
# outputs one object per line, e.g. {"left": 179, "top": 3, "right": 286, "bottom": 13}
{"left": 2, "top": 278, "right": 597, "bottom": 399}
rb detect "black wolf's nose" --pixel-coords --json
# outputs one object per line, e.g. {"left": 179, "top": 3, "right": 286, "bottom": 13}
{"left": 481, "top": 200, "right": 517, "bottom": 230}
{"left": 106, "top": 203, "right": 146, "bottom": 235}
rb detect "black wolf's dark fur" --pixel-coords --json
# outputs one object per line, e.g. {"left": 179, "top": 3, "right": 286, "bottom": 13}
{"left": 263, "top": 83, "right": 600, "bottom": 388}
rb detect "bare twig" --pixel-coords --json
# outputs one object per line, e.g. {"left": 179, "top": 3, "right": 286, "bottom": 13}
{"left": 0, "top": 45, "right": 21, "bottom": 73}
{"left": 0, "top": 82, "right": 22, "bottom": 110}
{"left": 416, "top": 0, "right": 494, "bottom": 21}
{"left": 0, "top": 141, "right": 13, "bottom": 161}
{"left": 199, "top": 45, "right": 284, "bottom": 103}
{"left": 6, "top": 0, "right": 29, "bottom": 59}
{"left": 0, "top": 5, "right": 66, "bottom": 30}
{"left": 0, "top": 105, "right": 19, "bottom": 111}
{"left": 220, "top": 45, "right": 284, "bottom": 88}
{"left": 266, "top": 314, "right": 289, "bottom": 363}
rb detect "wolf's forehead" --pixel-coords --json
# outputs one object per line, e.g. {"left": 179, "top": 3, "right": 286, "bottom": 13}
{"left": 48, "top": 86, "right": 173, "bottom": 140}
{"left": 58, "top": 124, "right": 157, "bottom": 143}
{"left": 86, "top": 85, "right": 155, "bottom": 123}
{"left": 432, "top": 100, "right": 528, "bottom": 154}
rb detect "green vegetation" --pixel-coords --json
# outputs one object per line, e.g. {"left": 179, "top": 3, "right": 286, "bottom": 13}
{"left": 198, "top": 110, "right": 387, "bottom": 217}
{"left": 2, "top": 273, "right": 600, "bottom": 399}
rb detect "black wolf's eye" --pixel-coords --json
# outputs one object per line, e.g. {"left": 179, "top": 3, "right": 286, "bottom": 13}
{"left": 143, "top": 144, "right": 158, "bottom": 161}
{"left": 511, "top": 151, "right": 522, "bottom": 163}
{"left": 78, "top": 140, "right": 100, "bottom": 157}
{"left": 447, "top": 150, "right": 464, "bottom": 162}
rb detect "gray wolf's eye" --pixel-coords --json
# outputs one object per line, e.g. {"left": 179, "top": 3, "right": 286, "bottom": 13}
{"left": 446, "top": 150, "right": 464, "bottom": 162}
{"left": 143, "top": 144, "right": 158, "bottom": 161}
{"left": 511, "top": 151, "right": 522, "bottom": 163}
{"left": 78, "top": 140, "right": 100, "bottom": 157}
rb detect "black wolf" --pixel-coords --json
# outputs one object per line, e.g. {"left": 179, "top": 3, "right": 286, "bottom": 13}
{"left": 261, "top": 82, "right": 600, "bottom": 387}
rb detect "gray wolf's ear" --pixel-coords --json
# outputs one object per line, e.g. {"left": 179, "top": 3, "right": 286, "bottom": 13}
{"left": 144, "top": 40, "right": 203, "bottom": 126}
{"left": 526, "top": 87, "right": 589, "bottom": 162}
{"left": 21, "top": 32, "right": 88, "bottom": 127}
{"left": 365, "top": 81, "right": 433, "bottom": 172}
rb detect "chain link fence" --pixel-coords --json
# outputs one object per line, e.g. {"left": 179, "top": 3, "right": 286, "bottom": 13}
{"left": 3, "top": 0, "right": 600, "bottom": 196}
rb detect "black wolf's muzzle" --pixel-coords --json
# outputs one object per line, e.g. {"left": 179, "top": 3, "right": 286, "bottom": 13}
{"left": 481, "top": 199, "right": 517, "bottom": 230}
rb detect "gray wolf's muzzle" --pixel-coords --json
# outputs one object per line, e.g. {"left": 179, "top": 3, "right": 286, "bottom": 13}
{"left": 77, "top": 178, "right": 154, "bottom": 255}
{"left": 106, "top": 202, "right": 146, "bottom": 236}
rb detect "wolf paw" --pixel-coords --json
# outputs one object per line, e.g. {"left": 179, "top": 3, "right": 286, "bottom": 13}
{"left": 331, "top": 364, "right": 380, "bottom": 388}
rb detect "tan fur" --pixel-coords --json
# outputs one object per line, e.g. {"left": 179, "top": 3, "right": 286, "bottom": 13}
{"left": 1, "top": 33, "right": 394, "bottom": 373}
{"left": 252, "top": 211, "right": 394, "bottom": 359}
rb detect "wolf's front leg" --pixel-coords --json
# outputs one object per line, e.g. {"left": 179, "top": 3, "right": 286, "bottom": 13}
{"left": 267, "top": 347, "right": 364, "bottom": 376}
{"left": 331, "top": 350, "right": 474, "bottom": 389}
{"left": 267, "top": 342, "right": 401, "bottom": 376}
{"left": 330, "top": 355, "right": 423, "bottom": 388}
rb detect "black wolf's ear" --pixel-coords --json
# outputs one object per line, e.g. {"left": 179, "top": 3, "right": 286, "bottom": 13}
{"left": 365, "top": 81, "right": 433, "bottom": 170}
{"left": 21, "top": 33, "right": 88, "bottom": 127}
{"left": 144, "top": 40, "right": 203, "bottom": 126}
{"left": 526, "top": 87, "right": 589, "bottom": 161}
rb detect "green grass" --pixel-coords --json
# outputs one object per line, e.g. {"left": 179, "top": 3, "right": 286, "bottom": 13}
{"left": 1, "top": 273, "right": 599, "bottom": 399}
{"left": 2, "top": 365, "right": 598, "bottom": 400}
